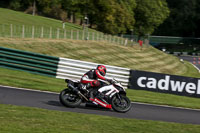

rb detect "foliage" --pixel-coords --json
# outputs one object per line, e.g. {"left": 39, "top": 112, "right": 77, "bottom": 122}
{"left": 0, "top": 37, "right": 199, "bottom": 77}
{"left": 0, "top": 0, "right": 169, "bottom": 35}
{"left": 92, "top": 0, "right": 136, "bottom": 34}
{"left": 134, "top": 0, "right": 170, "bottom": 36}
{"left": 9, "top": 0, "right": 21, "bottom": 10}
{"left": 154, "top": 0, "right": 200, "bottom": 37}
{"left": 0, "top": 38, "right": 200, "bottom": 109}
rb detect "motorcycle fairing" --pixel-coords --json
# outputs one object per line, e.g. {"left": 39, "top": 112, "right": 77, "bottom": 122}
{"left": 98, "top": 85, "right": 119, "bottom": 97}
{"left": 89, "top": 98, "right": 112, "bottom": 109}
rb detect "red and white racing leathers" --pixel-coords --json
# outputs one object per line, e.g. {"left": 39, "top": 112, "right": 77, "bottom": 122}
{"left": 80, "top": 69, "right": 107, "bottom": 87}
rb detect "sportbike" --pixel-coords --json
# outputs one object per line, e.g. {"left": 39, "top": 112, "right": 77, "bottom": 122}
{"left": 59, "top": 79, "right": 131, "bottom": 113}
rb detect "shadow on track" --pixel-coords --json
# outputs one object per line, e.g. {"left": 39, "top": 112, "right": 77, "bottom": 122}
{"left": 45, "top": 100, "right": 114, "bottom": 112}
{"left": 45, "top": 101, "right": 63, "bottom": 107}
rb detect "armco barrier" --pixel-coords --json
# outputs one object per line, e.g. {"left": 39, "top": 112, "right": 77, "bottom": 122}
{"left": 56, "top": 57, "right": 130, "bottom": 86}
{"left": 1, "top": 46, "right": 200, "bottom": 96}
{"left": 0, "top": 47, "right": 59, "bottom": 77}
{"left": 0, "top": 46, "right": 131, "bottom": 87}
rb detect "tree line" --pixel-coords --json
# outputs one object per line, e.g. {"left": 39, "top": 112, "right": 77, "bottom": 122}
{"left": 154, "top": 0, "right": 200, "bottom": 38}
{"left": 1, "top": 0, "right": 200, "bottom": 37}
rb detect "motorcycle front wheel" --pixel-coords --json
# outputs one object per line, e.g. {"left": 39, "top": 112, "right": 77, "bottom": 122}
{"left": 111, "top": 95, "right": 131, "bottom": 113}
{"left": 59, "top": 88, "right": 82, "bottom": 108}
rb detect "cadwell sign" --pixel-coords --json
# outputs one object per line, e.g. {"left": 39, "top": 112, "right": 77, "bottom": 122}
{"left": 129, "top": 70, "right": 200, "bottom": 98}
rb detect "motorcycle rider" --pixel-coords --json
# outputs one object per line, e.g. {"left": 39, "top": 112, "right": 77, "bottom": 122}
{"left": 80, "top": 65, "right": 113, "bottom": 100}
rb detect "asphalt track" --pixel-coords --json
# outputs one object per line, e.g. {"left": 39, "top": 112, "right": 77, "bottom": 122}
{"left": 178, "top": 55, "right": 200, "bottom": 70}
{"left": 0, "top": 86, "right": 200, "bottom": 125}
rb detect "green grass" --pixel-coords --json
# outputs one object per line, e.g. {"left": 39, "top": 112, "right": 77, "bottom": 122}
{"left": 127, "top": 89, "right": 200, "bottom": 109}
{"left": 1, "top": 37, "right": 200, "bottom": 109}
{"left": 181, "top": 61, "right": 200, "bottom": 77}
{"left": 0, "top": 67, "right": 65, "bottom": 92}
{"left": 0, "top": 7, "right": 200, "bottom": 131}
{"left": 1, "top": 67, "right": 200, "bottom": 109}
{"left": 0, "top": 104, "right": 200, "bottom": 133}
{"left": 0, "top": 8, "right": 82, "bottom": 30}
{"left": 1, "top": 37, "right": 199, "bottom": 78}
{"left": 0, "top": 8, "right": 114, "bottom": 41}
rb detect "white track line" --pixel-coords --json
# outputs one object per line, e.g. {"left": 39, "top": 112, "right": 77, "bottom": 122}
{"left": 0, "top": 85, "right": 59, "bottom": 94}
{"left": 190, "top": 62, "right": 200, "bottom": 73}
{"left": 1, "top": 85, "right": 200, "bottom": 112}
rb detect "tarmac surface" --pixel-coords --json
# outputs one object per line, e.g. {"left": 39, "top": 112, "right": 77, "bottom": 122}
{"left": 178, "top": 55, "right": 200, "bottom": 70}
{"left": 0, "top": 86, "right": 200, "bottom": 125}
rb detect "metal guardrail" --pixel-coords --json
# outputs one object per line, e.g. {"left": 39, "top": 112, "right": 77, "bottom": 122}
{"left": 0, "top": 46, "right": 131, "bottom": 87}
{"left": 56, "top": 57, "right": 130, "bottom": 87}
{"left": 0, "top": 46, "right": 59, "bottom": 77}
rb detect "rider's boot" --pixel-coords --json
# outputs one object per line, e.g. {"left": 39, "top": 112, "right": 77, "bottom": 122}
{"left": 89, "top": 90, "right": 98, "bottom": 104}
{"left": 96, "top": 91, "right": 105, "bottom": 100}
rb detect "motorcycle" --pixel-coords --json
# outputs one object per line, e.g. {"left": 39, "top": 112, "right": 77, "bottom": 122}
{"left": 59, "top": 78, "right": 131, "bottom": 113}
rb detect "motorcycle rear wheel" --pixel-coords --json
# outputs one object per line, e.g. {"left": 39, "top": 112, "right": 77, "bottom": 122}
{"left": 59, "top": 88, "right": 82, "bottom": 108}
{"left": 111, "top": 95, "right": 131, "bottom": 113}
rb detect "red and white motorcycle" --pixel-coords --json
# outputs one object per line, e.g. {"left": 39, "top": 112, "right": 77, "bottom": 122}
{"left": 59, "top": 78, "right": 131, "bottom": 113}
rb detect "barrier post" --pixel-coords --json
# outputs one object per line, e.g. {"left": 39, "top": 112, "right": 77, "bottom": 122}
{"left": 71, "top": 30, "right": 73, "bottom": 39}
{"left": 32, "top": 26, "right": 34, "bottom": 38}
{"left": 64, "top": 29, "right": 66, "bottom": 39}
{"left": 77, "top": 30, "right": 79, "bottom": 40}
{"left": 57, "top": 28, "right": 60, "bottom": 39}
{"left": 82, "top": 30, "right": 84, "bottom": 40}
{"left": 10, "top": 24, "right": 13, "bottom": 37}
{"left": 22, "top": 25, "right": 25, "bottom": 38}
{"left": 49, "top": 27, "right": 52, "bottom": 39}
{"left": 41, "top": 26, "right": 43, "bottom": 38}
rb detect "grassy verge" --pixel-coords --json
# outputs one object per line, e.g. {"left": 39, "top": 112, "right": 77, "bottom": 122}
{"left": 181, "top": 61, "right": 200, "bottom": 78}
{"left": 0, "top": 104, "right": 200, "bottom": 133}
{"left": 1, "top": 67, "right": 200, "bottom": 109}
{"left": 127, "top": 89, "right": 200, "bottom": 109}
{"left": 0, "top": 8, "right": 105, "bottom": 40}
{"left": 0, "top": 8, "right": 82, "bottom": 30}
{"left": 1, "top": 37, "right": 200, "bottom": 78}
{"left": 0, "top": 8, "right": 200, "bottom": 131}
{"left": 0, "top": 67, "right": 65, "bottom": 92}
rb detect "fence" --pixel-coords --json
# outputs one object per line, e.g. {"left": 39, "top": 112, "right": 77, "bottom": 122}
{"left": 1, "top": 47, "right": 200, "bottom": 98}
{"left": 121, "top": 34, "right": 200, "bottom": 46}
{"left": 56, "top": 57, "right": 130, "bottom": 87}
{"left": 0, "top": 46, "right": 59, "bottom": 77}
{"left": 149, "top": 36, "right": 200, "bottom": 44}
{"left": 0, "top": 23, "right": 135, "bottom": 46}
{"left": 0, "top": 46, "right": 131, "bottom": 87}
{"left": 3, "top": 23, "right": 200, "bottom": 46}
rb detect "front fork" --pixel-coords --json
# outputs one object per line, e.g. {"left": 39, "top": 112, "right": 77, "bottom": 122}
{"left": 116, "top": 93, "right": 122, "bottom": 103}
{"left": 116, "top": 94, "right": 127, "bottom": 107}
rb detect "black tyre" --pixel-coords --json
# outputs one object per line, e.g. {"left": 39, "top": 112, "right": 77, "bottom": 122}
{"left": 111, "top": 95, "right": 131, "bottom": 113}
{"left": 59, "top": 88, "right": 82, "bottom": 108}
